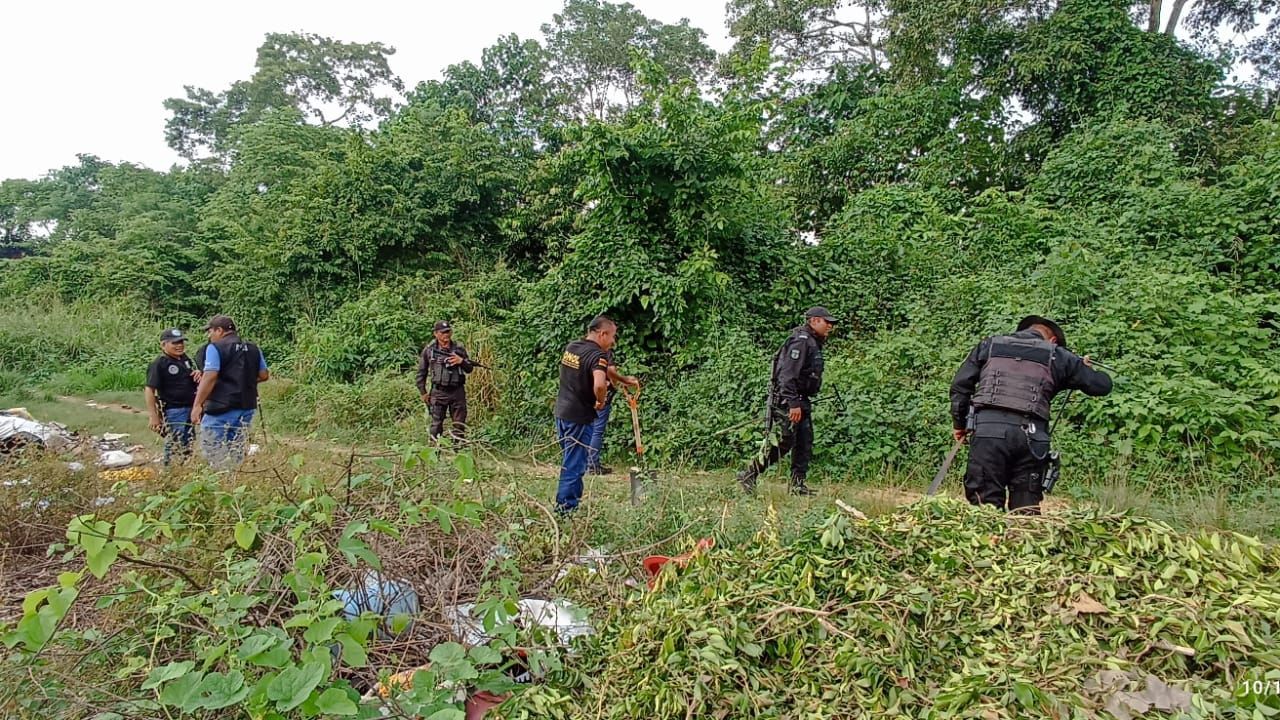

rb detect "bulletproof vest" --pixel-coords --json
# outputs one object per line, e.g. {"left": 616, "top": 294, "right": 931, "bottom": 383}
{"left": 970, "top": 334, "right": 1056, "bottom": 420}
{"left": 428, "top": 343, "right": 465, "bottom": 388}
{"left": 205, "top": 336, "right": 260, "bottom": 414}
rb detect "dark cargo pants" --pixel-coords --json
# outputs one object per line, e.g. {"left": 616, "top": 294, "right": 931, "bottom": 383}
{"left": 963, "top": 419, "right": 1050, "bottom": 513}
{"left": 743, "top": 404, "right": 814, "bottom": 484}
{"left": 428, "top": 385, "right": 468, "bottom": 444}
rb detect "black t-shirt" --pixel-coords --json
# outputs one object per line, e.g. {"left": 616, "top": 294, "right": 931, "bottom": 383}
{"left": 554, "top": 339, "right": 609, "bottom": 424}
{"left": 146, "top": 354, "right": 198, "bottom": 408}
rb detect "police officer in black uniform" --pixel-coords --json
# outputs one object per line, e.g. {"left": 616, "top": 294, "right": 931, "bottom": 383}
{"left": 737, "top": 306, "right": 838, "bottom": 496}
{"left": 415, "top": 320, "right": 475, "bottom": 444}
{"left": 144, "top": 328, "right": 201, "bottom": 466}
{"left": 191, "top": 315, "right": 270, "bottom": 468}
{"left": 950, "top": 315, "right": 1113, "bottom": 513}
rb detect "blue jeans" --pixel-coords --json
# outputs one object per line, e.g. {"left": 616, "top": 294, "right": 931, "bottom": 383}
{"left": 200, "top": 408, "right": 256, "bottom": 468}
{"left": 162, "top": 406, "right": 195, "bottom": 466}
{"left": 555, "top": 418, "right": 593, "bottom": 513}
{"left": 587, "top": 397, "right": 613, "bottom": 471}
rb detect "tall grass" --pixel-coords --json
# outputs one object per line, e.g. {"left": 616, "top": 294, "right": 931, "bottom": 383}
{"left": 0, "top": 294, "right": 161, "bottom": 386}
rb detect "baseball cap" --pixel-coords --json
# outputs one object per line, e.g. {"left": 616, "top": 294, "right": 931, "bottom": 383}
{"left": 202, "top": 314, "right": 236, "bottom": 332}
{"left": 160, "top": 328, "right": 186, "bottom": 342}
{"left": 433, "top": 320, "right": 452, "bottom": 332}
{"left": 804, "top": 306, "right": 838, "bottom": 322}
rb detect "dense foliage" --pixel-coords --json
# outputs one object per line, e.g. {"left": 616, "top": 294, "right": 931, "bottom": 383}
{"left": 560, "top": 501, "right": 1280, "bottom": 718}
{"left": 2, "top": 0, "right": 1277, "bottom": 486}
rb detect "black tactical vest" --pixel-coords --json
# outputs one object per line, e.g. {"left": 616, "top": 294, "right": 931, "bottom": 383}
{"left": 205, "top": 336, "right": 261, "bottom": 415}
{"left": 970, "top": 333, "right": 1056, "bottom": 420}
{"left": 428, "top": 342, "right": 466, "bottom": 388}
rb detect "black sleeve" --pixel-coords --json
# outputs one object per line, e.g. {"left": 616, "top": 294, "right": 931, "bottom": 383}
{"left": 193, "top": 343, "right": 209, "bottom": 371}
{"left": 145, "top": 358, "right": 162, "bottom": 390}
{"left": 1055, "top": 350, "right": 1113, "bottom": 397}
{"left": 949, "top": 339, "right": 988, "bottom": 429}
{"left": 456, "top": 344, "right": 475, "bottom": 374}
{"left": 776, "top": 337, "right": 809, "bottom": 409}
{"left": 586, "top": 347, "right": 609, "bottom": 381}
{"left": 415, "top": 347, "right": 431, "bottom": 394}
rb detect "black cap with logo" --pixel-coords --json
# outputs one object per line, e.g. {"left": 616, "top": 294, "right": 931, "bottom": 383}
{"left": 433, "top": 320, "right": 452, "bottom": 332}
{"left": 804, "top": 306, "right": 838, "bottom": 323}
{"left": 160, "top": 328, "right": 186, "bottom": 343}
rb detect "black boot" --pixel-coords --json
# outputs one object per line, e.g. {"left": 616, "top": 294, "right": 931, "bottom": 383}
{"left": 789, "top": 476, "right": 814, "bottom": 496}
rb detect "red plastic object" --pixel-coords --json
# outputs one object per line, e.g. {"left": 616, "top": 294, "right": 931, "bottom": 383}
{"left": 641, "top": 537, "right": 715, "bottom": 588}
{"left": 465, "top": 690, "right": 511, "bottom": 719}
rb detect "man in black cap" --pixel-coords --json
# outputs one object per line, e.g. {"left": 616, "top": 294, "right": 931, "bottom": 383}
{"left": 144, "top": 328, "right": 201, "bottom": 465}
{"left": 950, "top": 315, "right": 1113, "bottom": 513}
{"left": 191, "top": 315, "right": 269, "bottom": 467}
{"left": 736, "top": 306, "right": 838, "bottom": 496}
{"left": 415, "top": 320, "right": 475, "bottom": 445}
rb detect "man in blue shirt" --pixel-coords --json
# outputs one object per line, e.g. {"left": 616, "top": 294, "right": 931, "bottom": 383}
{"left": 191, "top": 315, "right": 269, "bottom": 468}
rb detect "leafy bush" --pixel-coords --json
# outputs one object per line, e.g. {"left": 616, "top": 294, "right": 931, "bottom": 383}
{"left": 569, "top": 502, "right": 1280, "bottom": 718}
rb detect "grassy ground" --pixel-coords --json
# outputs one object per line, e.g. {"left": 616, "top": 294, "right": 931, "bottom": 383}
{"left": 1, "top": 390, "right": 160, "bottom": 452}
{"left": 2, "top": 404, "right": 1277, "bottom": 718}
{"left": 4, "top": 387, "right": 1278, "bottom": 543}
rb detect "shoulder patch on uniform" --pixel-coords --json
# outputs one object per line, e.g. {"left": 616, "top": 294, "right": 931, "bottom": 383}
{"left": 797, "top": 332, "right": 809, "bottom": 339}
{"left": 789, "top": 348, "right": 801, "bottom": 360}
{"left": 167, "top": 364, "right": 179, "bottom": 375}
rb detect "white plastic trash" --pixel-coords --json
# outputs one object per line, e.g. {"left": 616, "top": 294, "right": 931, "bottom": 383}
{"left": 99, "top": 450, "right": 134, "bottom": 468}
{"left": 445, "top": 598, "right": 593, "bottom": 647}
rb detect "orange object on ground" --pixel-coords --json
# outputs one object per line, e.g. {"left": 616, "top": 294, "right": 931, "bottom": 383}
{"left": 641, "top": 537, "right": 715, "bottom": 588}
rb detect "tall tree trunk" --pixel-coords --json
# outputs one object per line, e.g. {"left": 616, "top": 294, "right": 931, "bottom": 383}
{"left": 1164, "top": 0, "right": 1192, "bottom": 35}
{"left": 1148, "top": 0, "right": 1163, "bottom": 32}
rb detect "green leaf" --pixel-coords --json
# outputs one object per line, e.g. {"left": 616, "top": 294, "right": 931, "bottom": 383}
{"left": 315, "top": 687, "right": 358, "bottom": 715}
{"left": 335, "top": 633, "right": 368, "bottom": 668}
{"left": 389, "top": 613, "right": 413, "bottom": 635}
{"left": 142, "top": 660, "right": 195, "bottom": 690}
{"left": 114, "top": 512, "right": 143, "bottom": 540}
{"left": 429, "top": 642, "right": 477, "bottom": 682}
{"left": 86, "top": 543, "right": 120, "bottom": 579}
{"left": 234, "top": 521, "right": 258, "bottom": 550}
{"left": 454, "top": 453, "right": 477, "bottom": 482}
{"left": 303, "top": 617, "right": 342, "bottom": 644}
{"left": 266, "top": 662, "right": 326, "bottom": 712}
{"left": 159, "top": 670, "right": 204, "bottom": 708}
{"left": 238, "top": 632, "right": 293, "bottom": 668}
{"left": 429, "top": 642, "right": 466, "bottom": 665}
{"left": 468, "top": 645, "right": 503, "bottom": 665}
{"left": 337, "top": 536, "right": 381, "bottom": 569}
{"left": 69, "top": 517, "right": 111, "bottom": 556}
{"left": 425, "top": 709, "right": 465, "bottom": 720}
{"left": 193, "top": 670, "right": 250, "bottom": 710}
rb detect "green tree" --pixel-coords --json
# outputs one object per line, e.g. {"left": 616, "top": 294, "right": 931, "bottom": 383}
{"left": 164, "top": 32, "right": 403, "bottom": 162}
{"left": 421, "top": 34, "right": 564, "bottom": 143}
{"left": 725, "top": 0, "right": 885, "bottom": 80}
{"left": 541, "top": 0, "right": 716, "bottom": 119}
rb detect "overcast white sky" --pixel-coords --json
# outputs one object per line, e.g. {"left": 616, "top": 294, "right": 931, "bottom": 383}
{"left": 1, "top": 0, "right": 733, "bottom": 181}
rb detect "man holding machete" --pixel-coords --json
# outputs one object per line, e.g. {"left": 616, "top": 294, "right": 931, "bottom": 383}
{"left": 947, "top": 315, "right": 1112, "bottom": 514}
